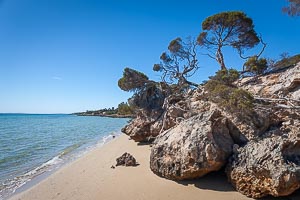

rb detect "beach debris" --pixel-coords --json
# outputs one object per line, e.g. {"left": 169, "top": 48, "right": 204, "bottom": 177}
{"left": 111, "top": 165, "right": 115, "bottom": 169}
{"left": 150, "top": 109, "right": 234, "bottom": 180}
{"left": 227, "top": 132, "right": 300, "bottom": 198}
{"left": 116, "top": 152, "right": 137, "bottom": 167}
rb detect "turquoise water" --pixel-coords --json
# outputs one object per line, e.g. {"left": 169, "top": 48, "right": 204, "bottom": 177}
{"left": 0, "top": 114, "right": 129, "bottom": 199}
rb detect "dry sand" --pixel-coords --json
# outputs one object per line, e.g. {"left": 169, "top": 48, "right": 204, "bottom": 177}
{"left": 9, "top": 134, "right": 300, "bottom": 200}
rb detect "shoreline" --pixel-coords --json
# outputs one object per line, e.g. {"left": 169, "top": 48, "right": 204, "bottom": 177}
{"left": 2, "top": 132, "right": 120, "bottom": 200}
{"left": 7, "top": 134, "right": 273, "bottom": 200}
{"left": 72, "top": 112, "right": 135, "bottom": 119}
{"left": 74, "top": 114, "right": 134, "bottom": 118}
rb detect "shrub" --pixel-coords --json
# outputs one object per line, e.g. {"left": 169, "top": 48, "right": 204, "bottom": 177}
{"left": 209, "top": 68, "right": 240, "bottom": 86}
{"left": 205, "top": 69, "right": 254, "bottom": 116}
{"left": 274, "top": 54, "right": 300, "bottom": 70}
{"left": 244, "top": 56, "right": 268, "bottom": 75}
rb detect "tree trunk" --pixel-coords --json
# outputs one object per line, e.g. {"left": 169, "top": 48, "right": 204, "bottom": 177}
{"left": 216, "top": 46, "right": 226, "bottom": 70}
{"left": 178, "top": 76, "right": 198, "bottom": 88}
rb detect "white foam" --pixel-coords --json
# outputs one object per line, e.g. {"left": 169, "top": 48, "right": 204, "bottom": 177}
{"left": 0, "top": 131, "right": 123, "bottom": 200}
{"left": 0, "top": 155, "right": 64, "bottom": 200}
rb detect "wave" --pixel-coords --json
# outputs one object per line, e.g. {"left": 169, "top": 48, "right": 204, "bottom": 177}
{"left": 0, "top": 131, "right": 123, "bottom": 200}
{"left": 0, "top": 154, "right": 63, "bottom": 200}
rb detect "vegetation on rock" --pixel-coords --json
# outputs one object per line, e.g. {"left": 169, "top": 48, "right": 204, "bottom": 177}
{"left": 117, "top": 9, "right": 300, "bottom": 198}
{"left": 205, "top": 69, "right": 254, "bottom": 116}
{"left": 273, "top": 53, "right": 300, "bottom": 70}
{"left": 243, "top": 56, "right": 268, "bottom": 75}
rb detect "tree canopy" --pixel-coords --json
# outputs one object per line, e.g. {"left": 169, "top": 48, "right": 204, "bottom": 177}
{"left": 244, "top": 56, "right": 268, "bottom": 75}
{"left": 283, "top": 0, "right": 300, "bottom": 16}
{"left": 197, "top": 11, "right": 261, "bottom": 70}
{"left": 118, "top": 67, "right": 166, "bottom": 110}
{"left": 153, "top": 37, "right": 199, "bottom": 88}
{"left": 118, "top": 67, "right": 149, "bottom": 92}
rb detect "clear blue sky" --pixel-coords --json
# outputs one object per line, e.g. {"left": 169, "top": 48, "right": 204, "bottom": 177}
{"left": 0, "top": 0, "right": 299, "bottom": 113}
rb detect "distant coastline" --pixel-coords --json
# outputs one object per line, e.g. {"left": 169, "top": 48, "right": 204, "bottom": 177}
{"left": 72, "top": 111, "right": 134, "bottom": 118}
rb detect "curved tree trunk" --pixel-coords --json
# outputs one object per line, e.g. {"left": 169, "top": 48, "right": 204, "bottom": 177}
{"left": 216, "top": 46, "right": 226, "bottom": 70}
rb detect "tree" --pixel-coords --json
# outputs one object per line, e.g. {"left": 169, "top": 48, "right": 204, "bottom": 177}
{"left": 117, "top": 102, "right": 133, "bottom": 115}
{"left": 153, "top": 37, "right": 199, "bottom": 88}
{"left": 283, "top": 0, "right": 300, "bottom": 16}
{"left": 118, "top": 68, "right": 166, "bottom": 110}
{"left": 244, "top": 56, "right": 268, "bottom": 75}
{"left": 197, "top": 11, "right": 262, "bottom": 70}
{"left": 118, "top": 67, "right": 149, "bottom": 92}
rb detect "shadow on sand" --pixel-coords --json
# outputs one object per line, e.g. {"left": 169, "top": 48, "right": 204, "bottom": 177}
{"left": 176, "top": 170, "right": 300, "bottom": 200}
{"left": 176, "top": 170, "right": 235, "bottom": 192}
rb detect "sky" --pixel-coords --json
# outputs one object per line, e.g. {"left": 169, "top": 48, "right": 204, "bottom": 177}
{"left": 0, "top": 0, "right": 299, "bottom": 114}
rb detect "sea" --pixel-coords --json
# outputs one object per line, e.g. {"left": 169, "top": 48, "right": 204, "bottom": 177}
{"left": 0, "top": 113, "right": 130, "bottom": 200}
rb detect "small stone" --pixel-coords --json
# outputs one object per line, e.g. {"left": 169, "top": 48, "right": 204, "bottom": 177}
{"left": 116, "top": 152, "right": 137, "bottom": 167}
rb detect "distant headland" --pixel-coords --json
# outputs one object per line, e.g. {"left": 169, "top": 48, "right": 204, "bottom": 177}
{"left": 72, "top": 103, "right": 135, "bottom": 118}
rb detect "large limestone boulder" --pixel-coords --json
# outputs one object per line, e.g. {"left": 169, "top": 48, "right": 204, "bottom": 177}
{"left": 122, "top": 90, "right": 204, "bottom": 142}
{"left": 227, "top": 135, "right": 300, "bottom": 198}
{"left": 122, "top": 109, "right": 163, "bottom": 142}
{"left": 222, "top": 108, "right": 272, "bottom": 143}
{"left": 150, "top": 109, "right": 234, "bottom": 180}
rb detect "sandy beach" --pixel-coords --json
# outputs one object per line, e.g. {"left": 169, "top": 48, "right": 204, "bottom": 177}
{"left": 9, "top": 134, "right": 300, "bottom": 200}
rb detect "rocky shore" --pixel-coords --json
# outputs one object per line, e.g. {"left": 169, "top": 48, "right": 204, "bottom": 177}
{"left": 122, "top": 63, "right": 300, "bottom": 198}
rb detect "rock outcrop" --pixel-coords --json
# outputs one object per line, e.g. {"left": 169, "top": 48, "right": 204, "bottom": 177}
{"left": 121, "top": 63, "right": 300, "bottom": 198}
{"left": 116, "top": 152, "right": 138, "bottom": 167}
{"left": 239, "top": 63, "right": 300, "bottom": 100}
{"left": 150, "top": 109, "right": 234, "bottom": 180}
{"left": 121, "top": 109, "right": 163, "bottom": 142}
{"left": 227, "top": 134, "right": 300, "bottom": 198}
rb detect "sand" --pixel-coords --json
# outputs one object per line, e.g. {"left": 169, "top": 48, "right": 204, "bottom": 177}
{"left": 9, "top": 134, "right": 300, "bottom": 200}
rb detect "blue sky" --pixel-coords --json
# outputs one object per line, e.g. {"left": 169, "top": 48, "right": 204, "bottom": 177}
{"left": 0, "top": 0, "right": 299, "bottom": 113}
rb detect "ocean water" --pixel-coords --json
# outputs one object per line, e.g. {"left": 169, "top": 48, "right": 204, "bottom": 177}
{"left": 0, "top": 114, "right": 129, "bottom": 199}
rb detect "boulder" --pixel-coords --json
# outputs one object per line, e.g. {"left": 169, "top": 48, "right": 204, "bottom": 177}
{"left": 227, "top": 135, "right": 300, "bottom": 198}
{"left": 150, "top": 109, "right": 234, "bottom": 180}
{"left": 222, "top": 108, "right": 272, "bottom": 143}
{"left": 121, "top": 109, "right": 163, "bottom": 142}
{"left": 116, "top": 152, "right": 137, "bottom": 167}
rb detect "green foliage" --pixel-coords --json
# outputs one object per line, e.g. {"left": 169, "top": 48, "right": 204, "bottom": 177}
{"left": 198, "top": 11, "right": 260, "bottom": 70}
{"left": 128, "top": 82, "right": 166, "bottom": 110}
{"left": 74, "top": 107, "right": 117, "bottom": 116}
{"left": 118, "top": 68, "right": 167, "bottom": 111}
{"left": 244, "top": 56, "right": 268, "bottom": 75}
{"left": 283, "top": 0, "right": 300, "bottom": 17}
{"left": 117, "top": 102, "right": 134, "bottom": 115}
{"left": 209, "top": 69, "right": 240, "bottom": 86}
{"left": 274, "top": 54, "right": 300, "bottom": 69}
{"left": 118, "top": 68, "right": 149, "bottom": 92}
{"left": 205, "top": 69, "right": 254, "bottom": 116}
